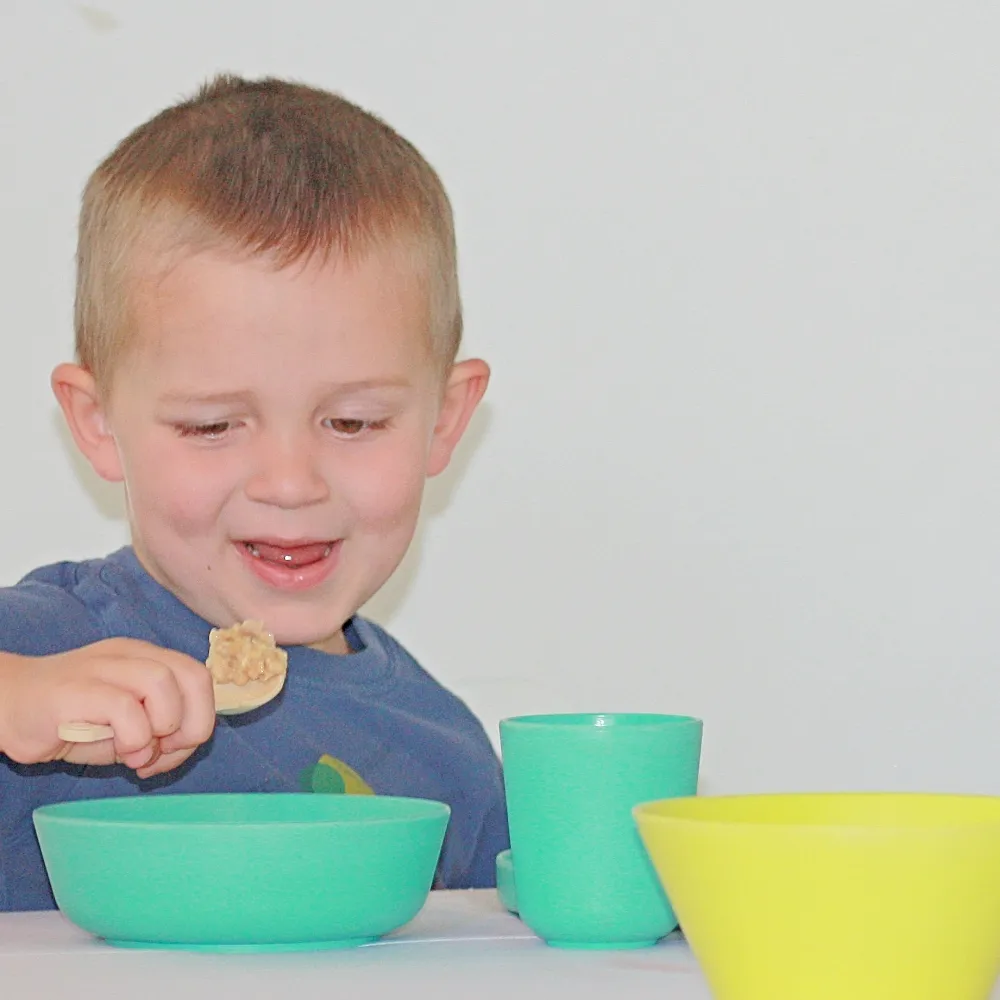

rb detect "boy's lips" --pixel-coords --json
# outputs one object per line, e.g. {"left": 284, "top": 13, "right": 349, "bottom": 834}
{"left": 243, "top": 540, "right": 334, "bottom": 568}
{"left": 237, "top": 538, "right": 341, "bottom": 592}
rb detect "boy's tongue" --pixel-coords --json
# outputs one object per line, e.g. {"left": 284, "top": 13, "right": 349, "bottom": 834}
{"left": 247, "top": 541, "right": 331, "bottom": 568}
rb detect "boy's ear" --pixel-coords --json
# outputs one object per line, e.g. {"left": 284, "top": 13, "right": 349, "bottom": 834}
{"left": 51, "top": 363, "right": 125, "bottom": 483}
{"left": 426, "top": 358, "right": 490, "bottom": 477}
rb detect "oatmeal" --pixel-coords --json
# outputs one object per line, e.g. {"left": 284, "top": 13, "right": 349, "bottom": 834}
{"left": 206, "top": 620, "right": 288, "bottom": 686}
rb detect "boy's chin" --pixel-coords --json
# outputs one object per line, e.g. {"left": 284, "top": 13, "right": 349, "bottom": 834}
{"left": 297, "top": 628, "right": 352, "bottom": 655}
{"left": 201, "top": 600, "right": 352, "bottom": 652}
{"left": 265, "top": 619, "right": 352, "bottom": 654}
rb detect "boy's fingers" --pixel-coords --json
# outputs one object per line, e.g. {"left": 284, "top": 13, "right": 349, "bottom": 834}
{"left": 90, "top": 655, "right": 186, "bottom": 738}
{"left": 58, "top": 684, "right": 154, "bottom": 757}
{"left": 92, "top": 648, "right": 215, "bottom": 747}
{"left": 116, "top": 737, "right": 161, "bottom": 772}
{"left": 60, "top": 734, "right": 162, "bottom": 773}
{"left": 155, "top": 650, "right": 217, "bottom": 747}
{"left": 135, "top": 745, "right": 196, "bottom": 779}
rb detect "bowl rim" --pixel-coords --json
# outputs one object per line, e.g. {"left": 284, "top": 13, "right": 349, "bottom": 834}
{"left": 633, "top": 791, "right": 1000, "bottom": 831}
{"left": 33, "top": 792, "right": 451, "bottom": 829}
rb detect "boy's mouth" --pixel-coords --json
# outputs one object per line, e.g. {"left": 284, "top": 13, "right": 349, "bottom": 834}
{"left": 237, "top": 538, "right": 341, "bottom": 593}
{"left": 243, "top": 540, "right": 335, "bottom": 568}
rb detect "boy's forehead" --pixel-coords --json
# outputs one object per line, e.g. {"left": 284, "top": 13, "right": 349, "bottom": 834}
{"left": 135, "top": 230, "right": 420, "bottom": 309}
{"left": 112, "top": 238, "right": 439, "bottom": 387}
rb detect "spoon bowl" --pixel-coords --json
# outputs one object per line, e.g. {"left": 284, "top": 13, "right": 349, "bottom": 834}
{"left": 213, "top": 672, "right": 286, "bottom": 716}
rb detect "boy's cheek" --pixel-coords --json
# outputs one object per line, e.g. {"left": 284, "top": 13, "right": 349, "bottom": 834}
{"left": 345, "top": 452, "right": 428, "bottom": 527}
{"left": 123, "top": 460, "right": 232, "bottom": 528}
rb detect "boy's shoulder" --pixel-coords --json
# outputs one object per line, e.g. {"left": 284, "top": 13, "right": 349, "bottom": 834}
{"left": 345, "top": 617, "right": 488, "bottom": 734}
{"left": 347, "top": 615, "right": 439, "bottom": 687}
{"left": 0, "top": 548, "right": 152, "bottom": 656}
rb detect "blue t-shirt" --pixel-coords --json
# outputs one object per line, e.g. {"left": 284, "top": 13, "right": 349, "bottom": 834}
{"left": 0, "top": 548, "right": 509, "bottom": 911}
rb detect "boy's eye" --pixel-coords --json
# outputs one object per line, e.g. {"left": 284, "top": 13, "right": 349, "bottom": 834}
{"left": 324, "top": 418, "right": 386, "bottom": 437}
{"left": 176, "top": 421, "right": 232, "bottom": 439}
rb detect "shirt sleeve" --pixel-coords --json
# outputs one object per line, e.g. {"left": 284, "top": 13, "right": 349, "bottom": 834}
{"left": 0, "top": 576, "right": 104, "bottom": 657}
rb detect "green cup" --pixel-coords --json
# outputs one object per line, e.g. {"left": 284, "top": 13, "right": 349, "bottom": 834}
{"left": 499, "top": 712, "right": 702, "bottom": 949}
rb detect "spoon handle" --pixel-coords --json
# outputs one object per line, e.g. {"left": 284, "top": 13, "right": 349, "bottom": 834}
{"left": 57, "top": 672, "right": 286, "bottom": 743}
{"left": 58, "top": 722, "right": 115, "bottom": 743}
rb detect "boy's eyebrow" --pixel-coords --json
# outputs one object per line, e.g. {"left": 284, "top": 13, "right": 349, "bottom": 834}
{"left": 158, "top": 379, "right": 414, "bottom": 405}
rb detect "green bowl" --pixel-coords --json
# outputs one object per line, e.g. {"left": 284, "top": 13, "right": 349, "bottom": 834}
{"left": 33, "top": 793, "right": 450, "bottom": 952}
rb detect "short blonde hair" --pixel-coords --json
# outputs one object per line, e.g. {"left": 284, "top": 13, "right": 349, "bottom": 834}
{"left": 75, "top": 74, "right": 462, "bottom": 391}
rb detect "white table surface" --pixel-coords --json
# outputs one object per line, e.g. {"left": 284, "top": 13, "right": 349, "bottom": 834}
{"left": 1, "top": 889, "right": 712, "bottom": 999}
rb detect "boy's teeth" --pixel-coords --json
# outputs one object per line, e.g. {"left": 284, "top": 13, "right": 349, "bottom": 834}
{"left": 244, "top": 541, "right": 333, "bottom": 567}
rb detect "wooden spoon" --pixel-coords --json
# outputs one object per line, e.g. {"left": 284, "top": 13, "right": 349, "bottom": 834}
{"left": 57, "top": 672, "right": 287, "bottom": 743}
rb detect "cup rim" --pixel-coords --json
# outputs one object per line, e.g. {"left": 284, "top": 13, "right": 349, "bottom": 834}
{"left": 500, "top": 712, "right": 702, "bottom": 730}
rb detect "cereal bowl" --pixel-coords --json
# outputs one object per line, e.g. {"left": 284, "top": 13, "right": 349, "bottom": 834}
{"left": 634, "top": 793, "right": 1000, "bottom": 1000}
{"left": 33, "top": 793, "right": 449, "bottom": 951}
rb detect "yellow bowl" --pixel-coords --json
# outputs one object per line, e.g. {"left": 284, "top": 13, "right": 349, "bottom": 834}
{"left": 634, "top": 793, "right": 1000, "bottom": 1000}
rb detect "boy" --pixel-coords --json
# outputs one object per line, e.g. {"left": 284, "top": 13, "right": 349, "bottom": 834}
{"left": 0, "top": 75, "right": 509, "bottom": 911}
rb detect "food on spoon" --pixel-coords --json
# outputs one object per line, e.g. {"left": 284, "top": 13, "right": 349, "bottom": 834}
{"left": 206, "top": 620, "right": 288, "bottom": 686}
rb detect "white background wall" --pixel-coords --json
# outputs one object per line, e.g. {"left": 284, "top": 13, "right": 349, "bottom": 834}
{"left": 2, "top": 1, "right": 998, "bottom": 795}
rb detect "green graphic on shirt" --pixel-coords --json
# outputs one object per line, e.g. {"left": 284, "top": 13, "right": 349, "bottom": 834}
{"left": 299, "top": 754, "right": 375, "bottom": 795}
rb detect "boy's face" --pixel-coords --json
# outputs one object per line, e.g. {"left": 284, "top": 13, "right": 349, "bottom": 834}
{"left": 57, "top": 243, "right": 487, "bottom": 652}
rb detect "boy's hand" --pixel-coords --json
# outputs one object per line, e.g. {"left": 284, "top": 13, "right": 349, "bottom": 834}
{"left": 0, "top": 639, "right": 216, "bottom": 779}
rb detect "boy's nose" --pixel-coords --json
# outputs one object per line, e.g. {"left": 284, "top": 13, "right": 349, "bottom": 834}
{"left": 244, "top": 434, "right": 330, "bottom": 508}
